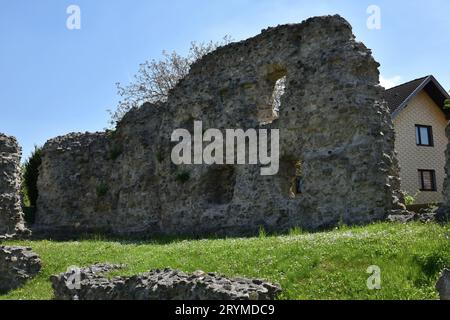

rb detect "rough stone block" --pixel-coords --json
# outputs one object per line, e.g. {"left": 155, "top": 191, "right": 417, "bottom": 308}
{"left": 50, "top": 264, "right": 281, "bottom": 300}
{"left": 0, "top": 246, "right": 41, "bottom": 293}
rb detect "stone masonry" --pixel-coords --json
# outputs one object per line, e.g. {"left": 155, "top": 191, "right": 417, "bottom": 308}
{"left": 436, "top": 269, "right": 450, "bottom": 300}
{"left": 50, "top": 264, "right": 282, "bottom": 300}
{"left": 0, "top": 246, "right": 41, "bottom": 293}
{"left": 0, "top": 133, "right": 30, "bottom": 238}
{"left": 35, "top": 15, "right": 403, "bottom": 237}
{"left": 437, "top": 123, "right": 450, "bottom": 222}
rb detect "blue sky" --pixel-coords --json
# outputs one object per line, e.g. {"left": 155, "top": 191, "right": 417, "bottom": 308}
{"left": 1, "top": 0, "right": 450, "bottom": 159}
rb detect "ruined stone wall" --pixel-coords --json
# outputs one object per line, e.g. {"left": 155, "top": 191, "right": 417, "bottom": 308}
{"left": 437, "top": 123, "right": 450, "bottom": 222}
{"left": 0, "top": 134, "right": 29, "bottom": 238}
{"left": 35, "top": 15, "right": 401, "bottom": 237}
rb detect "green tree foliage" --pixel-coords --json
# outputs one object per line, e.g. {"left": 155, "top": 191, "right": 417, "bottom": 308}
{"left": 403, "top": 191, "right": 419, "bottom": 206}
{"left": 108, "top": 37, "right": 233, "bottom": 127}
{"left": 21, "top": 146, "right": 42, "bottom": 224}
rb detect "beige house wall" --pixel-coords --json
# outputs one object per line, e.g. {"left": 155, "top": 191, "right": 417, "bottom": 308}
{"left": 393, "top": 90, "right": 448, "bottom": 205}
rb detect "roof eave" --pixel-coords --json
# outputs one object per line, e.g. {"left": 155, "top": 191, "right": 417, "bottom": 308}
{"left": 391, "top": 76, "right": 432, "bottom": 118}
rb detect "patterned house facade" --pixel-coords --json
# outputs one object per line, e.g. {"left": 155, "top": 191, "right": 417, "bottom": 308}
{"left": 385, "top": 75, "right": 450, "bottom": 205}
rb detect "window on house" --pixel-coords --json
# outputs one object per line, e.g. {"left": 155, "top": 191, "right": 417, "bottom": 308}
{"left": 415, "top": 125, "right": 434, "bottom": 146}
{"left": 418, "top": 169, "right": 437, "bottom": 192}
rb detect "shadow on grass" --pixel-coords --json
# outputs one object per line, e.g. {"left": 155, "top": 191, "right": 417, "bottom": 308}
{"left": 25, "top": 220, "right": 347, "bottom": 245}
{"left": 22, "top": 220, "right": 450, "bottom": 246}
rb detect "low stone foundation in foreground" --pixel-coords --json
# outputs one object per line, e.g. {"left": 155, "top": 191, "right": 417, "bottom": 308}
{"left": 50, "top": 263, "right": 282, "bottom": 300}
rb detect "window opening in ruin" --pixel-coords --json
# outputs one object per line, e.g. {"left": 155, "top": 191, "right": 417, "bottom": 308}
{"left": 259, "top": 67, "right": 287, "bottom": 125}
{"left": 279, "top": 159, "right": 303, "bottom": 199}
{"left": 272, "top": 76, "right": 286, "bottom": 120}
{"left": 295, "top": 175, "right": 303, "bottom": 195}
{"left": 290, "top": 160, "right": 303, "bottom": 198}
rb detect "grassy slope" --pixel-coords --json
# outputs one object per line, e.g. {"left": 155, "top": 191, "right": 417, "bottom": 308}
{"left": 1, "top": 222, "right": 449, "bottom": 300}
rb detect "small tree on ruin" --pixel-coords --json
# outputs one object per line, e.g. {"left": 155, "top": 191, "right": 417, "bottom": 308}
{"left": 108, "top": 37, "right": 233, "bottom": 126}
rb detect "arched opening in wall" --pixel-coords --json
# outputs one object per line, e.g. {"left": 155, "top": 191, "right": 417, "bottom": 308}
{"left": 278, "top": 158, "right": 303, "bottom": 199}
{"left": 258, "top": 66, "right": 287, "bottom": 125}
{"left": 201, "top": 165, "right": 236, "bottom": 205}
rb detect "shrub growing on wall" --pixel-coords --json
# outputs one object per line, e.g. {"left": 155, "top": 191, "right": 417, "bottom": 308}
{"left": 21, "top": 146, "right": 42, "bottom": 224}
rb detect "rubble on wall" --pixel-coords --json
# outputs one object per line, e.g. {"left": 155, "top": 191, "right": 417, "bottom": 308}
{"left": 50, "top": 263, "right": 282, "bottom": 300}
{"left": 35, "top": 15, "right": 403, "bottom": 237}
{"left": 0, "top": 246, "right": 41, "bottom": 293}
{"left": 0, "top": 133, "right": 30, "bottom": 239}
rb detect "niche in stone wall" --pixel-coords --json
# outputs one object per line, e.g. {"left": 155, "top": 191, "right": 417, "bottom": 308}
{"left": 277, "top": 158, "right": 303, "bottom": 199}
{"left": 201, "top": 165, "right": 236, "bottom": 205}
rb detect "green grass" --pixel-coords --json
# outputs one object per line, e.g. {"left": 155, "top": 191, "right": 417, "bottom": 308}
{"left": 1, "top": 222, "right": 449, "bottom": 300}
